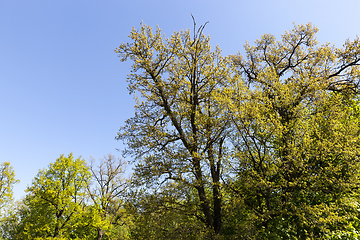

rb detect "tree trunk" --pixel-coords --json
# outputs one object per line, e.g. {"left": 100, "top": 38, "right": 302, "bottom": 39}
{"left": 97, "top": 228, "right": 104, "bottom": 240}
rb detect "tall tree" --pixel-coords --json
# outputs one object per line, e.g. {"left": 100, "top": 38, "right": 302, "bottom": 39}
{"left": 115, "top": 19, "right": 234, "bottom": 236}
{"left": 222, "top": 23, "right": 360, "bottom": 238}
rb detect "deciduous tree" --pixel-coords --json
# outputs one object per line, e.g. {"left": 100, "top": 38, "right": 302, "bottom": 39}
{"left": 223, "top": 23, "right": 360, "bottom": 238}
{"left": 20, "top": 153, "right": 92, "bottom": 239}
{"left": 87, "top": 154, "right": 128, "bottom": 240}
{"left": 115, "top": 19, "right": 235, "bottom": 236}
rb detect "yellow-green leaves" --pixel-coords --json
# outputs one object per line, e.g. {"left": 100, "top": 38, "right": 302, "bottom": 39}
{"left": 223, "top": 23, "right": 360, "bottom": 238}
{"left": 0, "top": 162, "right": 18, "bottom": 211}
{"left": 116, "top": 21, "right": 360, "bottom": 238}
{"left": 22, "top": 153, "right": 92, "bottom": 239}
{"left": 116, "top": 22, "right": 233, "bottom": 235}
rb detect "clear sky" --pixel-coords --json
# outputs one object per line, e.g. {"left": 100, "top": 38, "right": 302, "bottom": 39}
{"left": 1, "top": 0, "right": 360, "bottom": 201}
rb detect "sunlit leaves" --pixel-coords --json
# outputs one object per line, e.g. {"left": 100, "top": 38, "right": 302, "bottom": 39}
{"left": 222, "top": 23, "right": 360, "bottom": 238}
{"left": 0, "top": 162, "right": 18, "bottom": 212}
{"left": 21, "top": 153, "right": 92, "bottom": 239}
{"left": 115, "top": 21, "right": 234, "bottom": 235}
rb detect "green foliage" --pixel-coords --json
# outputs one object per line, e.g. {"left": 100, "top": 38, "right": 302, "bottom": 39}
{"left": 0, "top": 163, "right": 19, "bottom": 240}
{"left": 117, "top": 21, "right": 360, "bottom": 239}
{"left": 125, "top": 187, "right": 211, "bottom": 240}
{"left": 0, "top": 162, "right": 19, "bottom": 212}
{"left": 17, "top": 153, "right": 93, "bottom": 239}
{"left": 115, "top": 20, "right": 235, "bottom": 236}
{"left": 220, "top": 23, "right": 360, "bottom": 238}
{"left": 0, "top": 154, "right": 133, "bottom": 240}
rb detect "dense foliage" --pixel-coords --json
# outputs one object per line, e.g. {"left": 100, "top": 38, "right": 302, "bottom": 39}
{"left": 114, "top": 21, "right": 360, "bottom": 239}
{"left": 0, "top": 155, "right": 130, "bottom": 240}
{"left": 1, "top": 22, "right": 360, "bottom": 239}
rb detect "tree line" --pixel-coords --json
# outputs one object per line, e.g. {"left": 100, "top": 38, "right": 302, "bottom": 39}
{"left": 0, "top": 154, "right": 128, "bottom": 239}
{"left": 2, "top": 21, "right": 360, "bottom": 239}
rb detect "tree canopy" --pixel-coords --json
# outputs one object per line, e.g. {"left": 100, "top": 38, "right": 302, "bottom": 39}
{"left": 115, "top": 21, "right": 360, "bottom": 239}
{"left": 223, "top": 23, "right": 360, "bottom": 238}
{"left": 115, "top": 20, "right": 235, "bottom": 236}
{"left": 17, "top": 153, "right": 92, "bottom": 239}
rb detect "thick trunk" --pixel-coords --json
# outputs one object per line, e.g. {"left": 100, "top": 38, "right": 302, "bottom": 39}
{"left": 212, "top": 174, "right": 222, "bottom": 235}
{"left": 97, "top": 228, "right": 104, "bottom": 240}
{"left": 209, "top": 148, "right": 222, "bottom": 236}
{"left": 193, "top": 157, "right": 214, "bottom": 229}
{"left": 194, "top": 155, "right": 223, "bottom": 237}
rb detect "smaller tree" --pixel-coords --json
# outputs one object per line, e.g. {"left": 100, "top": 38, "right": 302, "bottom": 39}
{"left": 20, "top": 153, "right": 92, "bottom": 239}
{"left": 87, "top": 154, "right": 129, "bottom": 240}
{"left": 0, "top": 162, "right": 19, "bottom": 211}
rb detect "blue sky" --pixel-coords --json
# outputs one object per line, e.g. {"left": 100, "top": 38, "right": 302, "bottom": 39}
{"left": 1, "top": 0, "right": 360, "bottom": 201}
